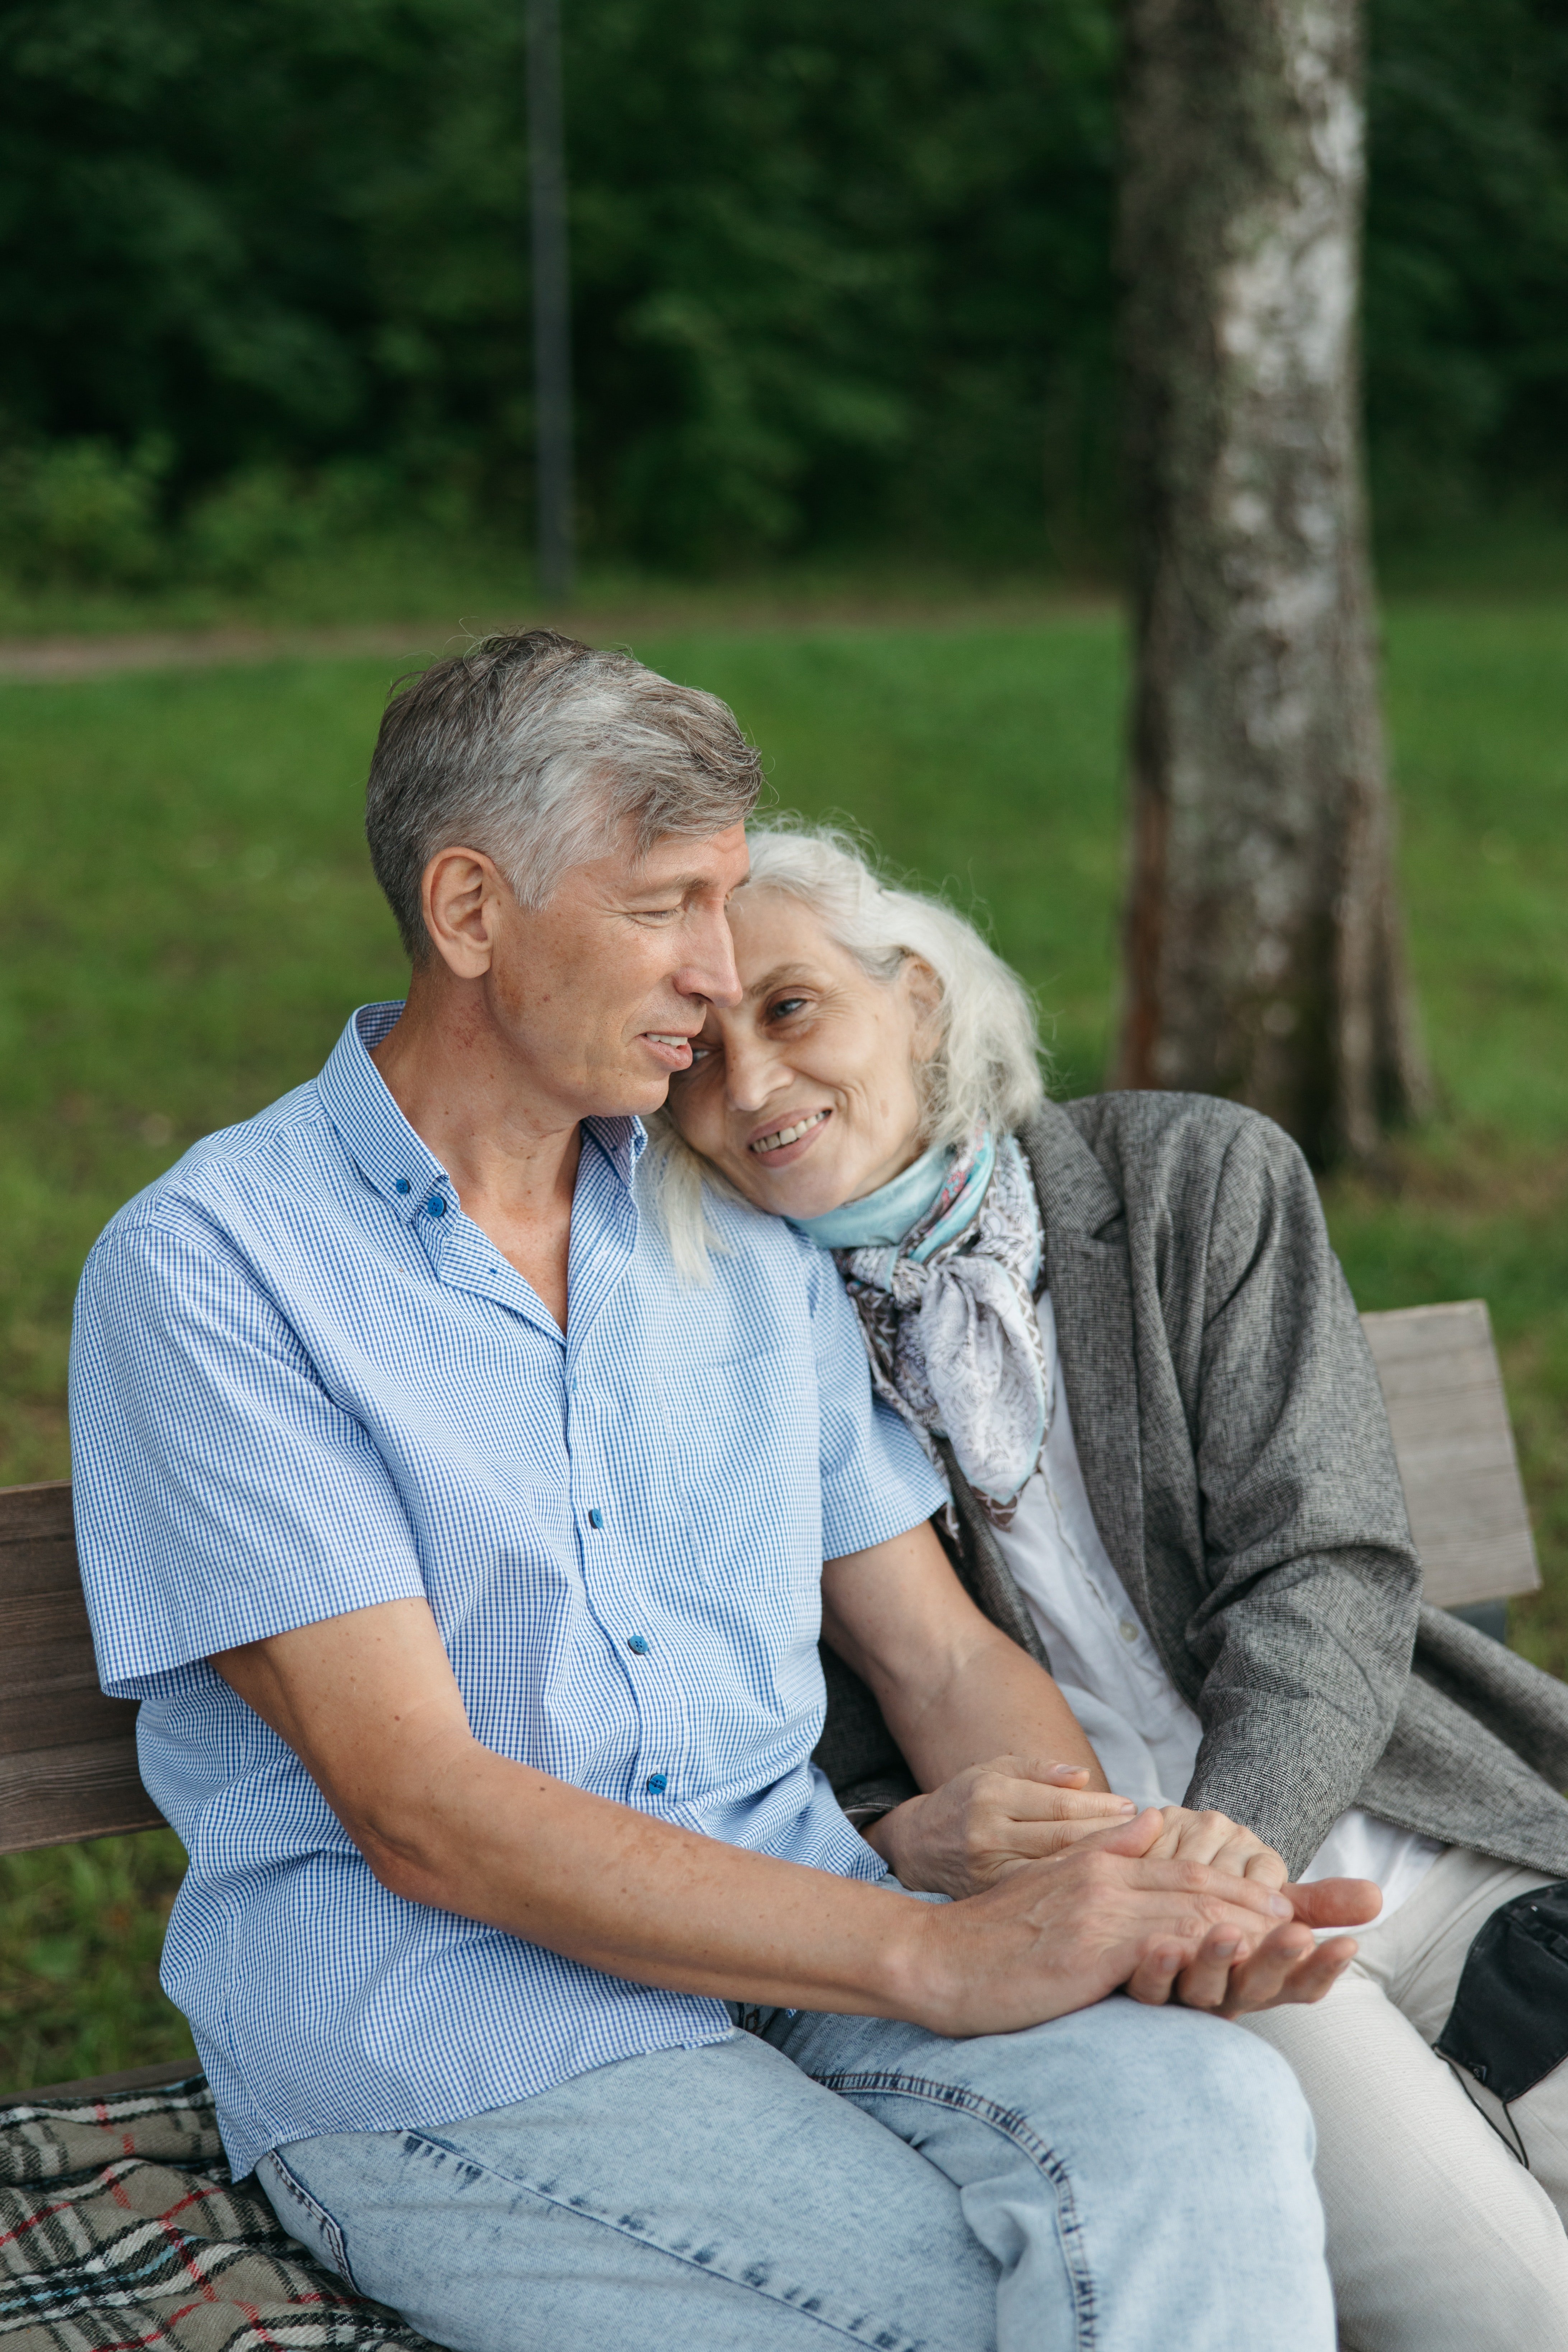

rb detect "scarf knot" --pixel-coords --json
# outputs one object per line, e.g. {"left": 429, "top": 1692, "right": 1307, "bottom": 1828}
{"left": 834, "top": 1131, "right": 1048, "bottom": 1525}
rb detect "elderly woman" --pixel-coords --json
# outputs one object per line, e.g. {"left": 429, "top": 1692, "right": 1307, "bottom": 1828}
{"left": 654, "top": 823, "right": 1568, "bottom": 2352}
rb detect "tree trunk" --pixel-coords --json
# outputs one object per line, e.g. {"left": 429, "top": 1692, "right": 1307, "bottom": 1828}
{"left": 1113, "top": 0, "right": 1430, "bottom": 1164}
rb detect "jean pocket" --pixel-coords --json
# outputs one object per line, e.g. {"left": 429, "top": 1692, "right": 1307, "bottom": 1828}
{"left": 257, "top": 2147, "right": 359, "bottom": 2290}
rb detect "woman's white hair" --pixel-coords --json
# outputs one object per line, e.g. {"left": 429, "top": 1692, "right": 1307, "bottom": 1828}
{"left": 645, "top": 821, "right": 1047, "bottom": 1280}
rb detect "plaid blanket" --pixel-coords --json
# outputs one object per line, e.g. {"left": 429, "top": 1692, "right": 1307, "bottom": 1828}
{"left": 0, "top": 2076, "right": 438, "bottom": 2352}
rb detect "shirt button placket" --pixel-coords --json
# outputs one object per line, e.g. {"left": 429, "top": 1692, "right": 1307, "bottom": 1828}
{"left": 571, "top": 1363, "right": 672, "bottom": 1811}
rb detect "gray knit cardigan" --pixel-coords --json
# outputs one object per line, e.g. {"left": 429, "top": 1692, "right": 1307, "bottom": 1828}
{"left": 813, "top": 1091, "right": 1568, "bottom": 1882}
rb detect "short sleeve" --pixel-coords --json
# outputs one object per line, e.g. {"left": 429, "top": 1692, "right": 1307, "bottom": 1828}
{"left": 804, "top": 1240, "right": 946, "bottom": 1560}
{"left": 70, "top": 1209, "right": 427, "bottom": 1697}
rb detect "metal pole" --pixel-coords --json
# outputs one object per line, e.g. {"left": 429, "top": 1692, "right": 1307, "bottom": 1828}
{"left": 526, "top": 0, "right": 574, "bottom": 603}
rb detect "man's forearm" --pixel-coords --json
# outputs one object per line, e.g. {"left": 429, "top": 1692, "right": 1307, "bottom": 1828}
{"left": 213, "top": 1607, "right": 934, "bottom": 2018}
{"left": 321, "top": 1727, "right": 1340, "bottom": 2038}
{"left": 365, "top": 1729, "right": 937, "bottom": 2015}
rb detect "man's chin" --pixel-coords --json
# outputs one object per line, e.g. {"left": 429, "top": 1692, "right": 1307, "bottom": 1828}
{"left": 615, "top": 1068, "right": 678, "bottom": 1120}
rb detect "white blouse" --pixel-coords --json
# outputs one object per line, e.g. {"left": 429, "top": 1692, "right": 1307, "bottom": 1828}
{"left": 989, "top": 1294, "right": 1444, "bottom": 1924}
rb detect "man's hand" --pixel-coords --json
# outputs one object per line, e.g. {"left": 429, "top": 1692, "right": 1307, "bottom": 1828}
{"left": 867, "top": 1757, "right": 1137, "bottom": 1895}
{"left": 1123, "top": 1867, "right": 1378, "bottom": 2017}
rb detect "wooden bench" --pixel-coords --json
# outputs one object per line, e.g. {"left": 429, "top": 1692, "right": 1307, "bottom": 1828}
{"left": 1, "top": 1298, "right": 1542, "bottom": 2104}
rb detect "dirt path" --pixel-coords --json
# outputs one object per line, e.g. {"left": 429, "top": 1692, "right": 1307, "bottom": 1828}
{"left": 0, "top": 593, "right": 1115, "bottom": 682}
{"left": 0, "top": 622, "right": 466, "bottom": 682}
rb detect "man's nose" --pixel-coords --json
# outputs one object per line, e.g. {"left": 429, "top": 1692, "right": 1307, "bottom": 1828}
{"left": 676, "top": 904, "right": 744, "bottom": 1009}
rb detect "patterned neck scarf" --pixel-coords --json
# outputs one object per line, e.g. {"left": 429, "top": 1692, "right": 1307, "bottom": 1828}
{"left": 829, "top": 1130, "right": 1049, "bottom": 1526}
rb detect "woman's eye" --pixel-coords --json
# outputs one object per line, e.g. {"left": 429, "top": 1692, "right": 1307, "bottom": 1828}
{"left": 769, "top": 996, "right": 809, "bottom": 1021}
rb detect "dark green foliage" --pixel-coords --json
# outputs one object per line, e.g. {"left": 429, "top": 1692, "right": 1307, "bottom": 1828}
{"left": 1365, "top": 0, "right": 1568, "bottom": 536}
{"left": 0, "top": 0, "right": 1117, "bottom": 570}
{"left": 6, "top": 1, "right": 1562, "bottom": 575}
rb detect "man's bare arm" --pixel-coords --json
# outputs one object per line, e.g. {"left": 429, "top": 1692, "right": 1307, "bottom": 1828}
{"left": 210, "top": 1588, "right": 1361, "bottom": 2032}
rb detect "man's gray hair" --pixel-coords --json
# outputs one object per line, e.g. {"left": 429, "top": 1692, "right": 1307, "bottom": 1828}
{"left": 365, "top": 630, "right": 763, "bottom": 957}
{"left": 648, "top": 822, "right": 1047, "bottom": 1280}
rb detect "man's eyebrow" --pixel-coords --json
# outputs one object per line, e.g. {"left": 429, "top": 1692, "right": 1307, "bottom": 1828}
{"left": 622, "top": 868, "right": 750, "bottom": 901}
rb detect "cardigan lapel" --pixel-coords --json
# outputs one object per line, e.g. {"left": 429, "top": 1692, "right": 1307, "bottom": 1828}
{"left": 1017, "top": 1108, "right": 1154, "bottom": 1635}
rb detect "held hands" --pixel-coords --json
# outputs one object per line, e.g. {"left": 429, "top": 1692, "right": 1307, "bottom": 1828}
{"left": 873, "top": 1768, "right": 1385, "bottom": 2036}
{"left": 903, "top": 1806, "right": 1381, "bottom": 2038}
{"left": 872, "top": 1757, "right": 1338, "bottom": 1912}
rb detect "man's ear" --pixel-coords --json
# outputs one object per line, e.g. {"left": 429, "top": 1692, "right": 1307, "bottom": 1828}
{"left": 420, "top": 847, "right": 512, "bottom": 979}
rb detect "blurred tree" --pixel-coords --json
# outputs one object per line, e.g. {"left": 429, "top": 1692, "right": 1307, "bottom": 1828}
{"left": 1114, "top": 0, "right": 1430, "bottom": 1164}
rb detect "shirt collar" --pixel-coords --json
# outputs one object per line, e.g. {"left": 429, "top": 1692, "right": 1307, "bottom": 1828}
{"left": 315, "top": 1002, "right": 647, "bottom": 1223}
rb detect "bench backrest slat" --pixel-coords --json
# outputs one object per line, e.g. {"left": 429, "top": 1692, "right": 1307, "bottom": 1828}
{"left": 0, "top": 1297, "right": 1543, "bottom": 1856}
{"left": 1359, "top": 1300, "right": 1540, "bottom": 1611}
{"left": 1, "top": 1480, "right": 162, "bottom": 1856}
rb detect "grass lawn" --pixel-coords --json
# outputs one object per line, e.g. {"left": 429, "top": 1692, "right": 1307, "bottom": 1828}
{"left": 2, "top": 600, "right": 1566, "bottom": 2088}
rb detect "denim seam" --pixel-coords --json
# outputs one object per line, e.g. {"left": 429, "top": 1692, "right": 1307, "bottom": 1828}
{"left": 261, "top": 2148, "right": 358, "bottom": 2291}
{"left": 807, "top": 2068, "right": 1097, "bottom": 2352}
{"left": 396, "top": 2126, "right": 924, "bottom": 2349}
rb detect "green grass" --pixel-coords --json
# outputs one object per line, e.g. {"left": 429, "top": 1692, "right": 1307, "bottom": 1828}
{"left": 0, "top": 1833, "right": 194, "bottom": 2090}
{"left": 2, "top": 598, "right": 1566, "bottom": 2088}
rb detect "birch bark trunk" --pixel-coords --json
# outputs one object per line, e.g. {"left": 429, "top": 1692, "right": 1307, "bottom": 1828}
{"left": 1113, "top": 0, "right": 1430, "bottom": 1162}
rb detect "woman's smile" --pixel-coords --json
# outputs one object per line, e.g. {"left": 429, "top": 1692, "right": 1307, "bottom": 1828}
{"left": 747, "top": 1106, "right": 834, "bottom": 1162}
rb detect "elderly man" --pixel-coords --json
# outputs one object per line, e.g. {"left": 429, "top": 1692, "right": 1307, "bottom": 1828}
{"left": 71, "top": 632, "right": 1363, "bottom": 2352}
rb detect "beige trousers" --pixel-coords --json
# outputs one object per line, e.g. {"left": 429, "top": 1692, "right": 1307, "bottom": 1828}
{"left": 1238, "top": 1844, "right": 1568, "bottom": 2352}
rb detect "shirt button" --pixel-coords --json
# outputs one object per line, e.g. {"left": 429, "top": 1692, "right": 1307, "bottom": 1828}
{"left": 1119, "top": 1619, "right": 1139, "bottom": 1643}
{"left": 426, "top": 1194, "right": 446, "bottom": 1217}
{"left": 646, "top": 1773, "right": 668, "bottom": 1794}
{"left": 394, "top": 1177, "right": 411, "bottom": 1195}
{"left": 588, "top": 1508, "right": 604, "bottom": 1530}
{"left": 627, "top": 1634, "right": 649, "bottom": 1654}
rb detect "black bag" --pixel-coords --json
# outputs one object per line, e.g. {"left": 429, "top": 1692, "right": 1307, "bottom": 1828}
{"left": 1435, "top": 1881, "right": 1568, "bottom": 2110}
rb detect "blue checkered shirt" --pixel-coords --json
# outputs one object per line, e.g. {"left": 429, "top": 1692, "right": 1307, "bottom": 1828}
{"left": 69, "top": 1004, "right": 943, "bottom": 2179}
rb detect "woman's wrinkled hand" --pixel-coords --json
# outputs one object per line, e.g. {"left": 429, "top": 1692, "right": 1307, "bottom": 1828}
{"left": 1135, "top": 1807, "right": 1290, "bottom": 1888}
{"left": 864, "top": 1758, "right": 1138, "bottom": 1897}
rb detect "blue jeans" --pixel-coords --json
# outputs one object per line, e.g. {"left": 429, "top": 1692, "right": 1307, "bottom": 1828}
{"left": 257, "top": 1996, "right": 1332, "bottom": 2351}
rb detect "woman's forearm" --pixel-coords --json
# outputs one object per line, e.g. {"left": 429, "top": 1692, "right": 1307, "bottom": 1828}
{"left": 874, "top": 1621, "right": 1111, "bottom": 1793}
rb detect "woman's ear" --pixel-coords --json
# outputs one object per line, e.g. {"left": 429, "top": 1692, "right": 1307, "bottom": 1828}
{"left": 902, "top": 956, "right": 943, "bottom": 1061}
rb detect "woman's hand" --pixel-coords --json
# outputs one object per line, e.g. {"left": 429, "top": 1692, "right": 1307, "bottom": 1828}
{"left": 1135, "top": 1807, "right": 1290, "bottom": 1889}
{"left": 863, "top": 1758, "right": 1138, "bottom": 1897}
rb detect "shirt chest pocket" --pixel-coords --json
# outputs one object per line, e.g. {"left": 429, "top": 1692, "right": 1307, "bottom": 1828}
{"left": 660, "top": 1346, "right": 822, "bottom": 1589}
